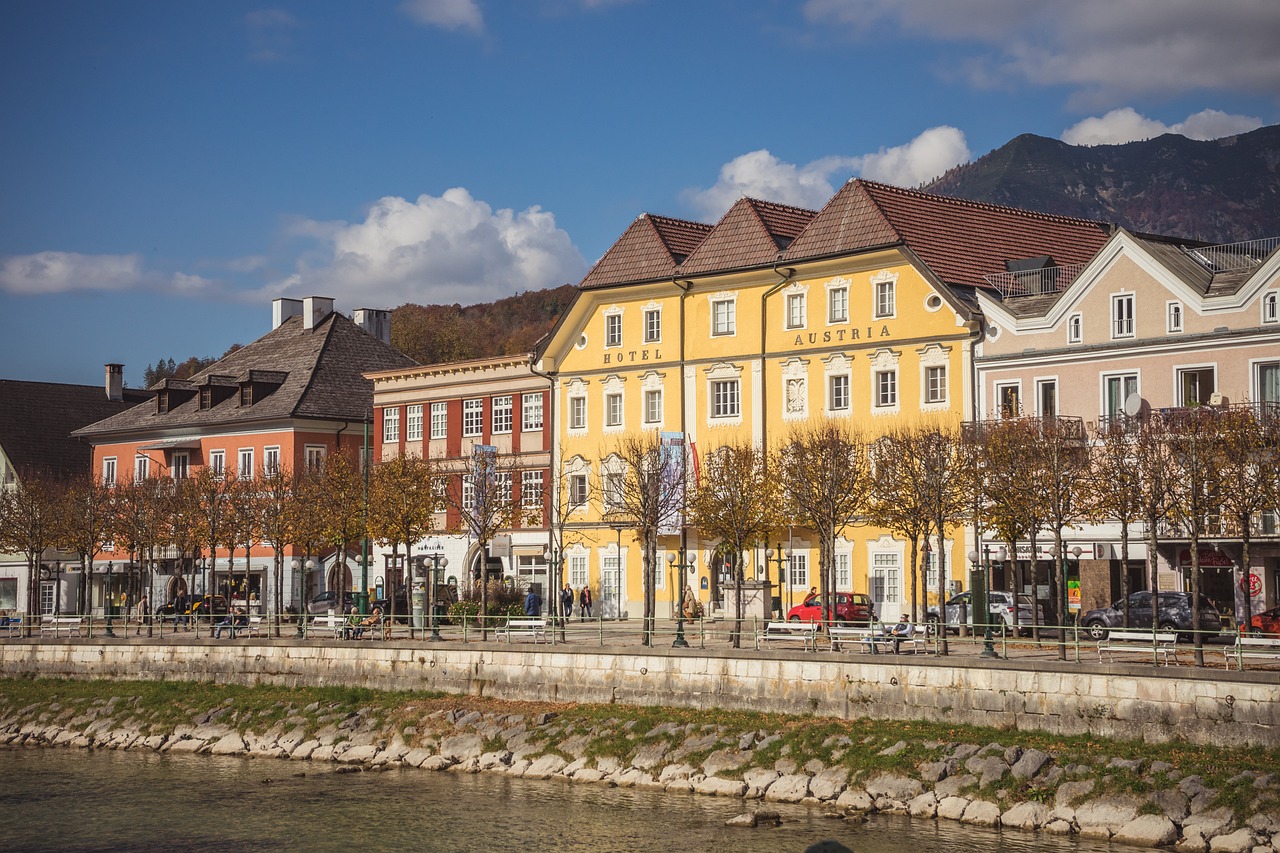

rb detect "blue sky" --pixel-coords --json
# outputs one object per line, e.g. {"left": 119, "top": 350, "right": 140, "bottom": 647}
{"left": 2, "top": 0, "right": 1278, "bottom": 387}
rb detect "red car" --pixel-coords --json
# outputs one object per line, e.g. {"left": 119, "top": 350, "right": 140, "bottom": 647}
{"left": 1241, "top": 605, "right": 1280, "bottom": 637}
{"left": 786, "top": 592, "right": 875, "bottom": 625}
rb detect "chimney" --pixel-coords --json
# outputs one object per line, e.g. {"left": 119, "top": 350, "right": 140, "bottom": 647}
{"left": 272, "top": 297, "right": 304, "bottom": 330}
{"left": 302, "top": 296, "right": 335, "bottom": 331}
{"left": 353, "top": 308, "right": 391, "bottom": 345}
{"left": 105, "top": 363, "right": 124, "bottom": 402}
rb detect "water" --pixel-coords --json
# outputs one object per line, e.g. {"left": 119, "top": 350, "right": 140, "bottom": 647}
{"left": 0, "top": 747, "right": 1127, "bottom": 853}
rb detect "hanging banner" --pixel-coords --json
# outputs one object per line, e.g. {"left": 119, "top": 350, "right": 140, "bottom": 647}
{"left": 658, "top": 432, "right": 685, "bottom": 537}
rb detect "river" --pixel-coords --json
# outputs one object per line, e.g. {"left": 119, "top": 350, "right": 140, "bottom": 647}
{"left": 0, "top": 747, "right": 1128, "bottom": 852}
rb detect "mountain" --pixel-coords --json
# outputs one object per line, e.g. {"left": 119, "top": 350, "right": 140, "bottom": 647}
{"left": 924, "top": 124, "right": 1280, "bottom": 243}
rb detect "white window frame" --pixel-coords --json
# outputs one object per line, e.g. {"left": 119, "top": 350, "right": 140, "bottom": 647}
{"left": 644, "top": 388, "right": 663, "bottom": 425}
{"left": 874, "top": 279, "right": 896, "bottom": 319}
{"left": 263, "top": 446, "right": 280, "bottom": 479}
{"left": 644, "top": 307, "right": 662, "bottom": 343}
{"left": 1035, "top": 378, "right": 1058, "bottom": 419}
{"left": 134, "top": 455, "right": 149, "bottom": 481}
{"left": 1265, "top": 292, "right": 1279, "bottom": 324}
{"left": 1176, "top": 364, "right": 1217, "bottom": 408}
{"left": 603, "top": 470, "right": 625, "bottom": 511}
{"left": 406, "top": 404, "right": 423, "bottom": 441}
{"left": 171, "top": 451, "right": 189, "bottom": 481}
{"left": 208, "top": 449, "right": 226, "bottom": 479}
{"left": 383, "top": 406, "right": 399, "bottom": 443}
{"left": 925, "top": 365, "right": 947, "bottom": 404}
{"left": 786, "top": 292, "right": 806, "bottom": 330}
{"left": 568, "top": 395, "right": 587, "bottom": 432}
{"left": 492, "top": 395, "right": 513, "bottom": 435}
{"left": 522, "top": 393, "right": 543, "bottom": 431}
{"left": 711, "top": 297, "right": 736, "bottom": 337}
{"left": 605, "top": 392, "right": 623, "bottom": 429}
{"left": 787, "top": 552, "right": 808, "bottom": 589}
{"left": 430, "top": 402, "right": 448, "bottom": 440}
{"left": 569, "top": 472, "right": 589, "bottom": 509}
{"left": 462, "top": 399, "right": 483, "bottom": 437}
{"left": 996, "top": 381, "right": 1023, "bottom": 418}
{"left": 1102, "top": 372, "right": 1139, "bottom": 422}
{"left": 828, "top": 285, "right": 849, "bottom": 325}
{"left": 304, "top": 445, "right": 326, "bottom": 472}
{"left": 570, "top": 552, "right": 589, "bottom": 589}
{"left": 103, "top": 457, "right": 117, "bottom": 487}
{"left": 1067, "top": 312, "right": 1083, "bottom": 344}
{"left": 1166, "top": 301, "right": 1183, "bottom": 334}
{"left": 1111, "top": 293, "right": 1135, "bottom": 339}
{"left": 238, "top": 448, "right": 254, "bottom": 478}
{"left": 521, "top": 470, "right": 544, "bottom": 510}
{"left": 874, "top": 370, "right": 897, "bottom": 408}
{"left": 462, "top": 475, "right": 475, "bottom": 511}
{"left": 828, "top": 373, "right": 850, "bottom": 413}
{"left": 835, "top": 551, "right": 851, "bottom": 591}
{"left": 711, "top": 379, "right": 740, "bottom": 419}
{"left": 871, "top": 551, "right": 901, "bottom": 606}
{"left": 604, "top": 311, "right": 623, "bottom": 348}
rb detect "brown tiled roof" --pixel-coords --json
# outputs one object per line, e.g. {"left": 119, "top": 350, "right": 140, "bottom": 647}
{"left": 0, "top": 380, "right": 151, "bottom": 478}
{"left": 679, "top": 198, "right": 816, "bottom": 276}
{"left": 74, "top": 312, "right": 417, "bottom": 439}
{"left": 579, "top": 214, "right": 712, "bottom": 289}
{"left": 783, "top": 179, "right": 1113, "bottom": 289}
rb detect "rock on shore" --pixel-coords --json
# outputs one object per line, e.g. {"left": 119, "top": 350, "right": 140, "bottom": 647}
{"left": 1, "top": 698, "right": 1277, "bottom": 851}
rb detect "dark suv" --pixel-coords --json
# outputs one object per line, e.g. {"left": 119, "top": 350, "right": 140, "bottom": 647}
{"left": 1081, "top": 591, "right": 1222, "bottom": 641}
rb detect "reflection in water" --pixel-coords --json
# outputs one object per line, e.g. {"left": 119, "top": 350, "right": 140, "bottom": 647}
{"left": 0, "top": 747, "right": 1125, "bottom": 853}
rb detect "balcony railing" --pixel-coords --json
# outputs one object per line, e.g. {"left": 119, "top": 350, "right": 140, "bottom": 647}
{"left": 1184, "top": 236, "right": 1280, "bottom": 274}
{"left": 984, "top": 262, "right": 1088, "bottom": 299}
{"left": 962, "top": 415, "right": 1087, "bottom": 443}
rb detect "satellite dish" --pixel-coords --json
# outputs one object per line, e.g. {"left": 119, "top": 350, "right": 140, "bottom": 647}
{"left": 1122, "top": 393, "right": 1143, "bottom": 417}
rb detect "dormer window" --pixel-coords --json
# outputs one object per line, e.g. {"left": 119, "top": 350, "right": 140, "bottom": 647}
{"left": 240, "top": 385, "right": 253, "bottom": 406}
{"left": 200, "top": 387, "right": 212, "bottom": 410}
{"left": 156, "top": 393, "right": 169, "bottom": 414}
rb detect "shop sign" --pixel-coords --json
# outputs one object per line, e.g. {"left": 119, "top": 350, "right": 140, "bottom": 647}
{"left": 1177, "top": 548, "right": 1234, "bottom": 568}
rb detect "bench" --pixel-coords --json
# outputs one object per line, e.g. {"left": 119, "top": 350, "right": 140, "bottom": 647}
{"left": 347, "top": 617, "right": 390, "bottom": 640}
{"left": 307, "top": 614, "right": 346, "bottom": 639}
{"left": 1223, "top": 634, "right": 1280, "bottom": 670}
{"left": 756, "top": 621, "right": 818, "bottom": 651}
{"left": 39, "top": 616, "right": 83, "bottom": 637}
{"left": 1097, "top": 629, "right": 1179, "bottom": 665}
{"left": 495, "top": 619, "right": 547, "bottom": 643}
{"left": 0, "top": 617, "right": 22, "bottom": 637}
{"left": 212, "top": 616, "right": 262, "bottom": 639}
{"left": 830, "top": 623, "right": 928, "bottom": 654}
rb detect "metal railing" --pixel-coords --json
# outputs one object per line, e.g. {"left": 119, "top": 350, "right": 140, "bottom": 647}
{"left": 984, "top": 262, "right": 1088, "bottom": 299}
{"left": 1184, "top": 236, "right": 1280, "bottom": 274}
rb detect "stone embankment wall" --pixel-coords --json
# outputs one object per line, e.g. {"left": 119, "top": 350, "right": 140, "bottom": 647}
{"left": 1, "top": 639, "right": 1277, "bottom": 747}
{"left": 4, "top": 695, "right": 1278, "bottom": 852}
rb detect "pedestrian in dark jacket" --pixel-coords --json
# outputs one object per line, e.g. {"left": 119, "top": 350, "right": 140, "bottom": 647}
{"left": 524, "top": 589, "right": 542, "bottom": 617}
{"left": 560, "top": 584, "right": 574, "bottom": 619}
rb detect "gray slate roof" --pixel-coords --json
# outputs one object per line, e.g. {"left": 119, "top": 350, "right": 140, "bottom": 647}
{"left": 73, "top": 311, "right": 417, "bottom": 440}
{"left": 0, "top": 380, "right": 151, "bottom": 477}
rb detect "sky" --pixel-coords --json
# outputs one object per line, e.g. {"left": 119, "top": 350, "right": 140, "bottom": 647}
{"left": 2, "top": 0, "right": 1278, "bottom": 388}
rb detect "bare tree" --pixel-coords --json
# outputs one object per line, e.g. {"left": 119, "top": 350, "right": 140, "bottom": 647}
{"left": 255, "top": 467, "right": 295, "bottom": 634}
{"left": 1133, "top": 412, "right": 1177, "bottom": 637}
{"left": 368, "top": 454, "right": 440, "bottom": 624}
{"left": 688, "top": 441, "right": 781, "bottom": 648}
{"left": 1032, "top": 416, "right": 1092, "bottom": 657}
{"left": 1089, "top": 418, "right": 1143, "bottom": 627}
{"left": 0, "top": 467, "right": 65, "bottom": 631}
{"left": 1218, "top": 405, "right": 1277, "bottom": 628}
{"left": 778, "top": 421, "right": 871, "bottom": 630}
{"left": 868, "top": 427, "right": 934, "bottom": 623}
{"left": 972, "top": 418, "right": 1040, "bottom": 635}
{"left": 602, "top": 431, "right": 687, "bottom": 646}
{"left": 57, "top": 473, "right": 114, "bottom": 615}
{"left": 313, "top": 450, "right": 365, "bottom": 614}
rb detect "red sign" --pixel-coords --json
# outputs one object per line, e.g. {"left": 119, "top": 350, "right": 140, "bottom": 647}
{"left": 1177, "top": 548, "right": 1234, "bottom": 568}
{"left": 1241, "top": 572, "right": 1263, "bottom": 596}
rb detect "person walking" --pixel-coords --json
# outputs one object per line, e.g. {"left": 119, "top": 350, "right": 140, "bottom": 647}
{"left": 579, "top": 585, "right": 593, "bottom": 620}
{"left": 560, "top": 584, "right": 574, "bottom": 620}
{"left": 524, "top": 587, "right": 542, "bottom": 617}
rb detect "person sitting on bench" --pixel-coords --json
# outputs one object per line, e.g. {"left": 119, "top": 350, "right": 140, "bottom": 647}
{"left": 214, "top": 607, "right": 247, "bottom": 639}
{"left": 888, "top": 614, "right": 914, "bottom": 654}
{"left": 348, "top": 607, "right": 383, "bottom": 639}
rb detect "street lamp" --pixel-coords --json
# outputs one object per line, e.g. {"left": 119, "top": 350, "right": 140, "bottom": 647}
{"left": 54, "top": 561, "right": 61, "bottom": 618}
{"left": 764, "top": 545, "right": 790, "bottom": 621}
{"left": 666, "top": 549, "right": 696, "bottom": 648}
{"left": 104, "top": 560, "right": 115, "bottom": 637}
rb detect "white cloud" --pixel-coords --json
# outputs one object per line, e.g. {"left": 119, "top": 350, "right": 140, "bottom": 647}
{"left": 685, "top": 127, "right": 971, "bottom": 220}
{"left": 803, "top": 0, "right": 1280, "bottom": 105}
{"left": 1061, "top": 107, "right": 1264, "bottom": 146}
{"left": 399, "top": 0, "right": 483, "bottom": 33}
{"left": 268, "top": 188, "right": 586, "bottom": 306}
{"left": 0, "top": 252, "right": 146, "bottom": 295}
{"left": 851, "top": 126, "right": 970, "bottom": 187}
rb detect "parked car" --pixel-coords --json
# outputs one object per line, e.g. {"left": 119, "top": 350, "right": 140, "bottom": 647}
{"left": 1081, "top": 591, "right": 1222, "bottom": 642}
{"left": 927, "top": 590, "right": 1044, "bottom": 636}
{"left": 188, "top": 595, "right": 230, "bottom": 616}
{"left": 1241, "top": 604, "right": 1280, "bottom": 637}
{"left": 307, "top": 591, "right": 355, "bottom": 614}
{"left": 786, "top": 592, "right": 875, "bottom": 625}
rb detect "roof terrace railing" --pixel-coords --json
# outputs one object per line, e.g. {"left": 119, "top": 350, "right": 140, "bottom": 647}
{"left": 984, "top": 262, "right": 1088, "bottom": 299}
{"left": 1184, "top": 236, "right": 1280, "bottom": 274}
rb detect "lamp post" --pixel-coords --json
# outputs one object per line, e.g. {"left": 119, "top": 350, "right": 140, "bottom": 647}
{"left": 764, "top": 545, "right": 790, "bottom": 621}
{"left": 666, "top": 549, "right": 695, "bottom": 648}
{"left": 104, "top": 560, "right": 115, "bottom": 637}
{"left": 428, "top": 553, "right": 448, "bottom": 642}
{"left": 292, "top": 559, "right": 304, "bottom": 638}
{"left": 54, "top": 561, "right": 61, "bottom": 617}
{"left": 968, "top": 548, "right": 997, "bottom": 658}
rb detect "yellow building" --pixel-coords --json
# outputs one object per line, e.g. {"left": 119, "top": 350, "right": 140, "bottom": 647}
{"left": 536, "top": 179, "right": 1112, "bottom": 622}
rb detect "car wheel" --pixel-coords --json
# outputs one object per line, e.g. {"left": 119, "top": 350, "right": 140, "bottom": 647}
{"left": 1084, "top": 620, "right": 1108, "bottom": 641}
{"left": 1158, "top": 621, "right": 1190, "bottom": 643}
{"left": 788, "top": 615, "right": 801, "bottom": 623}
